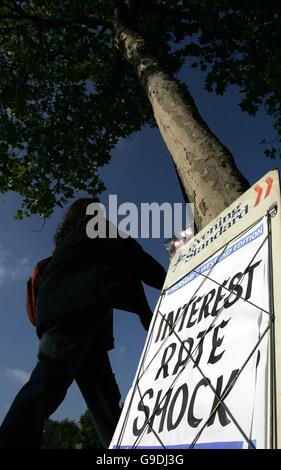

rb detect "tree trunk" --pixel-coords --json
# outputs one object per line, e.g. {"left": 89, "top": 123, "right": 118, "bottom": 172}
{"left": 113, "top": 18, "right": 250, "bottom": 231}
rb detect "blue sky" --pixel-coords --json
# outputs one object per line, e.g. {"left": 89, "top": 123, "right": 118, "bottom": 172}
{"left": 0, "top": 63, "right": 280, "bottom": 425}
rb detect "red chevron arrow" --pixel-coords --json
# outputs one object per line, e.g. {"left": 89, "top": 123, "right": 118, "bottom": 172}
{"left": 254, "top": 176, "right": 273, "bottom": 207}
{"left": 264, "top": 176, "right": 273, "bottom": 198}
{"left": 254, "top": 184, "right": 263, "bottom": 207}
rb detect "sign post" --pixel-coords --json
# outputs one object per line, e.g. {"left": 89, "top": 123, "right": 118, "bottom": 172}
{"left": 110, "top": 170, "right": 281, "bottom": 449}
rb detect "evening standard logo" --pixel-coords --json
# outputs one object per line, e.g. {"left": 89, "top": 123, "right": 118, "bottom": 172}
{"left": 172, "top": 202, "right": 249, "bottom": 273}
{"left": 168, "top": 222, "right": 263, "bottom": 295}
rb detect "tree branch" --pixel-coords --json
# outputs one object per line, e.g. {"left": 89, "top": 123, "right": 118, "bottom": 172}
{"left": 138, "top": 0, "right": 191, "bottom": 21}
{"left": 0, "top": 13, "right": 109, "bottom": 29}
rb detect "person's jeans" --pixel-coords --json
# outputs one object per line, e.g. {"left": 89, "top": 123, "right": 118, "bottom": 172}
{"left": 76, "top": 345, "right": 121, "bottom": 448}
{"left": 0, "top": 311, "right": 121, "bottom": 449}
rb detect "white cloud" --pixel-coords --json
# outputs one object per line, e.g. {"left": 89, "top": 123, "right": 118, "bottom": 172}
{"left": 5, "top": 368, "right": 30, "bottom": 386}
{"left": 0, "top": 245, "right": 9, "bottom": 285}
{"left": 10, "top": 257, "right": 30, "bottom": 281}
{"left": 0, "top": 243, "right": 31, "bottom": 286}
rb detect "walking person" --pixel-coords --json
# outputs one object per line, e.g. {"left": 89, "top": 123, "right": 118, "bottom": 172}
{"left": 0, "top": 198, "right": 166, "bottom": 448}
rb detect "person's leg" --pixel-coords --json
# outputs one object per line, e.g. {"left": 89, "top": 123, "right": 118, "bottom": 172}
{"left": 0, "top": 321, "right": 97, "bottom": 449}
{"left": 76, "top": 347, "right": 121, "bottom": 448}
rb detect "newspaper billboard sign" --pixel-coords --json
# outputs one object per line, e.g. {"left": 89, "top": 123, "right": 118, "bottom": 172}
{"left": 110, "top": 170, "right": 281, "bottom": 449}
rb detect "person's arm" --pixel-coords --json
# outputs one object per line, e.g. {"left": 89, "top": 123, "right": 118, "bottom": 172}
{"left": 105, "top": 229, "right": 166, "bottom": 290}
{"left": 138, "top": 250, "right": 166, "bottom": 290}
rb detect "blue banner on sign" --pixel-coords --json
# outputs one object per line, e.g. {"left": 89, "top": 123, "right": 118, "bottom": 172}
{"left": 167, "top": 223, "right": 264, "bottom": 295}
{"left": 114, "top": 440, "right": 255, "bottom": 449}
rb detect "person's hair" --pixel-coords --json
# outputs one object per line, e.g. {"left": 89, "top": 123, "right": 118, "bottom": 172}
{"left": 54, "top": 197, "right": 99, "bottom": 247}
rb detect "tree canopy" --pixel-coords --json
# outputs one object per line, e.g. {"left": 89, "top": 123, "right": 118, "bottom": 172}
{"left": 0, "top": 0, "right": 280, "bottom": 219}
{"left": 181, "top": 1, "right": 281, "bottom": 159}
{"left": 42, "top": 410, "right": 102, "bottom": 449}
{"left": 42, "top": 418, "right": 80, "bottom": 449}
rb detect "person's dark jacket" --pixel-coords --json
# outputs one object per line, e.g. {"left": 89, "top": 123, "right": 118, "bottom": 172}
{"left": 36, "top": 217, "right": 166, "bottom": 338}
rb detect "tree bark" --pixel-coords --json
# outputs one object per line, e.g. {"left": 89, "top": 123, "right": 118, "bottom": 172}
{"left": 113, "top": 17, "right": 250, "bottom": 231}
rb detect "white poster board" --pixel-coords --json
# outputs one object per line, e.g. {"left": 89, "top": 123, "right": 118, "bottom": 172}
{"left": 110, "top": 170, "right": 281, "bottom": 449}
